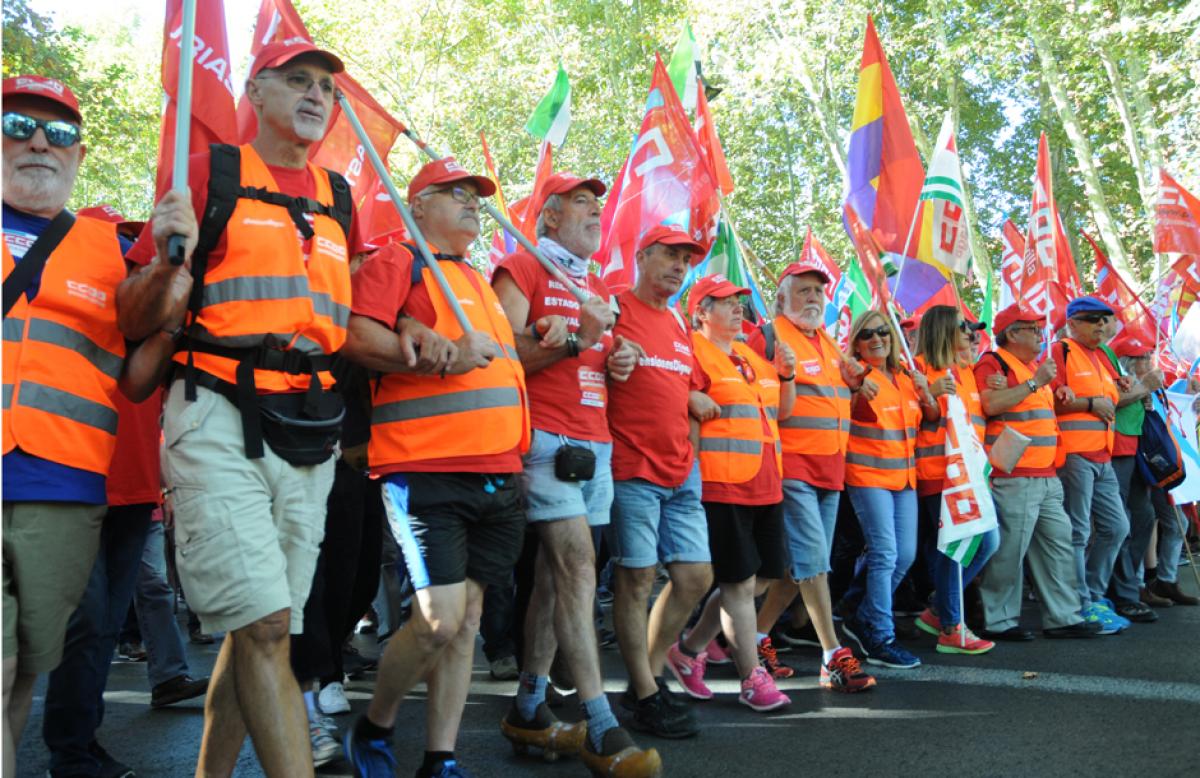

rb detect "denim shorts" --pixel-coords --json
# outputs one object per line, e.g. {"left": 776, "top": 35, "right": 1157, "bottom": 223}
{"left": 518, "top": 429, "right": 614, "bottom": 527}
{"left": 609, "top": 461, "right": 710, "bottom": 569}
{"left": 781, "top": 479, "right": 841, "bottom": 581}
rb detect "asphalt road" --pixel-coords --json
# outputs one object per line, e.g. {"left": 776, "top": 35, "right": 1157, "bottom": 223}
{"left": 18, "top": 572, "right": 1200, "bottom": 778}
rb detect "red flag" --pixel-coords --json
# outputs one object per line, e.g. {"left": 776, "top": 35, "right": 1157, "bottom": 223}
{"left": 479, "top": 131, "right": 510, "bottom": 219}
{"left": 694, "top": 81, "right": 734, "bottom": 196}
{"left": 241, "top": 0, "right": 406, "bottom": 246}
{"left": 1019, "top": 133, "right": 1075, "bottom": 328}
{"left": 1155, "top": 169, "right": 1200, "bottom": 255}
{"left": 156, "top": 0, "right": 238, "bottom": 198}
{"left": 999, "top": 218, "right": 1025, "bottom": 309}
{"left": 597, "top": 55, "right": 720, "bottom": 294}
{"left": 519, "top": 141, "right": 554, "bottom": 241}
{"left": 1084, "top": 231, "right": 1157, "bottom": 343}
{"left": 844, "top": 203, "right": 891, "bottom": 310}
{"left": 800, "top": 227, "right": 842, "bottom": 289}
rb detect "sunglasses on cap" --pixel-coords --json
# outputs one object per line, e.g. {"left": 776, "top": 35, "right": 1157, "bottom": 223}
{"left": 3, "top": 111, "right": 81, "bottom": 147}
{"left": 1072, "top": 313, "right": 1111, "bottom": 324}
{"left": 856, "top": 325, "right": 892, "bottom": 341}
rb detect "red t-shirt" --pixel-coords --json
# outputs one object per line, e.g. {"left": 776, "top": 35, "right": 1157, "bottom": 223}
{"left": 973, "top": 353, "right": 1057, "bottom": 479}
{"left": 607, "top": 291, "right": 704, "bottom": 487}
{"left": 493, "top": 251, "right": 613, "bottom": 442}
{"left": 350, "top": 241, "right": 523, "bottom": 474}
{"left": 1096, "top": 354, "right": 1140, "bottom": 457}
{"left": 1049, "top": 341, "right": 1112, "bottom": 463}
{"left": 106, "top": 388, "right": 163, "bottom": 506}
{"left": 746, "top": 327, "right": 845, "bottom": 491}
{"left": 127, "top": 150, "right": 368, "bottom": 267}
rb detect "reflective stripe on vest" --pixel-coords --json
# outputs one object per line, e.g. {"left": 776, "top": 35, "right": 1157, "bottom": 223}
{"left": 1057, "top": 338, "right": 1118, "bottom": 456}
{"left": 773, "top": 317, "right": 851, "bottom": 459}
{"left": 983, "top": 348, "right": 1061, "bottom": 470}
{"left": 693, "top": 332, "right": 781, "bottom": 485}
{"left": 2, "top": 217, "right": 127, "bottom": 475}
{"left": 845, "top": 366, "right": 919, "bottom": 490}
{"left": 369, "top": 257, "right": 530, "bottom": 467}
{"left": 177, "top": 144, "right": 351, "bottom": 392}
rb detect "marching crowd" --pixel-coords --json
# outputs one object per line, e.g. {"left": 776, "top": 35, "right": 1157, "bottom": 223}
{"left": 3, "top": 38, "right": 1199, "bottom": 778}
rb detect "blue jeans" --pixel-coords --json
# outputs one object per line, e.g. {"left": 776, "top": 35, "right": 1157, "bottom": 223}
{"left": 43, "top": 504, "right": 153, "bottom": 776}
{"left": 847, "top": 486, "right": 917, "bottom": 642}
{"left": 933, "top": 527, "right": 999, "bottom": 628}
{"left": 1153, "top": 486, "right": 1186, "bottom": 584}
{"left": 1058, "top": 455, "right": 1129, "bottom": 605}
{"left": 134, "top": 520, "right": 190, "bottom": 688}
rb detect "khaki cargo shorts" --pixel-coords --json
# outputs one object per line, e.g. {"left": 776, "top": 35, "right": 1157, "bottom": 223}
{"left": 2, "top": 501, "right": 104, "bottom": 673}
{"left": 161, "top": 381, "right": 334, "bottom": 635}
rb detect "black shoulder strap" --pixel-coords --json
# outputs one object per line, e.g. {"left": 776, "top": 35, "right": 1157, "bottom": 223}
{"left": 762, "top": 321, "right": 777, "bottom": 362}
{"left": 3, "top": 209, "right": 76, "bottom": 317}
{"left": 324, "top": 169, "right": 353, "bottom": 240}
{"left": 187, "top": 143, "right": 242, "bottom": 316}
{"left": 402, "top": 242, "right": 463, "bottom": 286}
{"left": 983, "top": 350, "right": 1009, "bottom": 376}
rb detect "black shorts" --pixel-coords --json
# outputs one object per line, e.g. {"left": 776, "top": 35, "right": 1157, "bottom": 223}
{"left": 702, "top": 501, "right": 788, "bottom": 584}
{"left": 382, "top": 472, "right": 525, "bottom": 588}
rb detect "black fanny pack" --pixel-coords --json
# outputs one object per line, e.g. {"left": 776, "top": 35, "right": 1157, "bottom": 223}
{"left": 555, "top": 443, "right": 596, "bottom": 482}
{"left": 258, "top": 390, "right": 345, "bottom": 466}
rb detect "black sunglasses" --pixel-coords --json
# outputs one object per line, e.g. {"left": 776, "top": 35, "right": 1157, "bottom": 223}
{"left": 1072, "top": 314, "right": 1111, "bottom": 324}
{"left": 2, "top": 111, "right": 81, "bottom": 147}
{"left": 856, "top": 325, "right": 892, "bottom": 341}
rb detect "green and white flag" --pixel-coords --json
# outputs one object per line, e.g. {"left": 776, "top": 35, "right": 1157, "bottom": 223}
{"left": 667, "top": 22, "right": 700, "bottom": 113}
{"left": 525, "top": 63, "right": 571, "bottom": 146}
{"left": 919, "top": 112, "right": 971, "bottom": 275}
{"left": 937, "top": 394, "right": 998, "bottom": 567}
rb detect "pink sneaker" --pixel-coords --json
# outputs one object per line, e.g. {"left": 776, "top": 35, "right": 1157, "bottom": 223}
{"left": 739, "top": 666, "right": 791, "bottom": 712}
{"left": 915, "top": 608, "right": 942, "bottom": 637}
{"left": 666, "top": 641, "right": 712, "bottom": 700}
{"left": 705, "top": 637, "right": 732, "bottom": 665}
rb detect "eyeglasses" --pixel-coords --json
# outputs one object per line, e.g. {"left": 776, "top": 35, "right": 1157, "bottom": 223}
{"left": 423, "top": 186, "right": 481, "bottom": 206}
{"left": 1009, "top": 325, "right": 1043, "bottom": 335}
{"left": 255, "top": 71, "right": 336, "bottom": 97}
{"left": 1072, "top": 314, "right": 1111, "bottom": 325}
{"left": 2, "top": 112, "right": 81, "bottom": 147}
{"left": 855, "top": 325, "right": 892, "bottom": 341}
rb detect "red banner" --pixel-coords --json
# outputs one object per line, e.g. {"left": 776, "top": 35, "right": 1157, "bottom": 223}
{"left": 597, "top": 55, "right": 719, "bottom": 294}
{"left": 519, "top": 141, "right": 554, "bottom": 241}
{"left": 801, "top": 226, "right": 842, "bottom": 290}
{"left": 844, "top": 203, "right": 891, "bottom": 310}
{"left": 1155, "top": 169, "right": 1200, "bottom": 256}
{"left": 1084, "top": 231, "right": 1157, "bottom": 344}
{"left": 1019, "top": 133, "right": 1074, "bottom": 329}
{"left": 999, "top": 218, "right": 1025, "bottom": 309}
{"left": 694, "top": 81, "right": 734, "bottom": 196}
{"left": 156, "top": 0, "right": 238, "bottom": 198}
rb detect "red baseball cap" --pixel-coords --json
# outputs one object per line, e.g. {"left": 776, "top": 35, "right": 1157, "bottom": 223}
{"left": 637, "top": 223, "right": 705, "bottom": 255}
{"left": 543, "top": 172, "right": 606, "bottom": 199}
{"left": 900, "top": 315, "right": 921, "bottom": 331}
{"left": 779, "top": 257, "right": 831, "bottom": 285}
{"left": 251, "top": 40, "right": 345, "bottom": 78}
{"left": 993, "top": 303, "right": 1043, "bottom": 334}
{"left": 1111, "top": 332, "right": 1153, "bottom": 358}
{"left": 2, "top": 75, "right": 82, "bottom": 123}
{"left": 407, "top": 157, "right": 495, "bottom": 202}
{"left": 688, "top": 274, "right": 750, "bottom": 316}
{"left": 77, "top": 204, "right": 146, "bottom": 237}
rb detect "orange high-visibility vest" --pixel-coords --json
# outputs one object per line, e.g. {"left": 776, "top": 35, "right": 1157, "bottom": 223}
{"left": 983, "top": 348, "right": 1061, "bottom": 471}
{"left": 1056, "top": 338, "right": 1118, "bottom": 456}
{"left": 915, "top": 360, "right": 986, "bottom": 482}
{"left": 3, "top": 217, "right": 127, "bottom": 475}
{"left": 845, "top": 367, "right": 920, "bottom": 490}
{"left": 176, "top": 144, "right": 351, "bottom": 391}
{"left": 369, "top": 258, "right": 530, "bottom": 467}
{"left": 692, "top": 332, "right": 782, "bottom": 484}
{"left": 772, "top": 317, "right": 851, "bottom": 457}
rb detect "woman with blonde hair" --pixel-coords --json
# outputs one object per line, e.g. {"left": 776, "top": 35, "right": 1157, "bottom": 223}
{"left": 912, "top": 305, "right": 999, "bottom": 654}
{"left": 841, "top": 310, "right": 936, "bottom": 668}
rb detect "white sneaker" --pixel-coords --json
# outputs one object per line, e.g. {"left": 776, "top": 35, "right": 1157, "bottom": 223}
{"left": 309, "top": 713, "right": 341, "bottom": 767}
{"left": 318, "top": 681, "right": 351, "bottom": 715}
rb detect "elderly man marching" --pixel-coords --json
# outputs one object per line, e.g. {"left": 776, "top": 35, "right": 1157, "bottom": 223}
{"left": 491, "top": 172, "right": 660, "bottom": 776}
{"left": 973, "top": 304, "right": 1099, "bottom": 640}
{"left": 745, "top": 258, "right": 876, "bottom": 691}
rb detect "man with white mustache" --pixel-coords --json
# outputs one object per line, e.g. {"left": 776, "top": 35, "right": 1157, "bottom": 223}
{"left": 747, "top": 258, "right": 877, "bottom": 692}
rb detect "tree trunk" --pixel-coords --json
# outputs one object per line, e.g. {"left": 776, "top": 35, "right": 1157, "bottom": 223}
{"left": 1029, "top": 23, "right": 1136, "bottom": 280}
{"left": 1098, "top": 48, "right": 1154, "bottom": 220}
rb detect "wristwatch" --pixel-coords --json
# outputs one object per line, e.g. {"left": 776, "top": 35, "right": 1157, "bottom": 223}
{"left": 1025, "top": 378, "right": 1037, "bottom": 394}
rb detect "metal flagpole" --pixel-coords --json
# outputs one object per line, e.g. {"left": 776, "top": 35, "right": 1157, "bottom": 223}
{"left": 396, "top": 127, "right": 589, "bottom": 304}
{"left": 166, "top": 0, "right": 196, "bottom": 266}
{"left": 337, "top": 93, "right": 472, "bottom": 333}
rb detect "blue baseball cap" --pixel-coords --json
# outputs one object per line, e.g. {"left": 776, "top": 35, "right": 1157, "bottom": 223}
{"left": 1066, "top": 296, "right": 1114, "bottom": 319}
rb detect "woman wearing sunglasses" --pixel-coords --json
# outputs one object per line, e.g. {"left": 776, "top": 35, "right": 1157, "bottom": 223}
{"left": 667, "top": 275, "right": 797, "bottom": 711}
{"left": 912, "top": 305, "right": 999, "bottom": 654}
{"left": 841, "top": 311, "right": 936, "bottom": 668}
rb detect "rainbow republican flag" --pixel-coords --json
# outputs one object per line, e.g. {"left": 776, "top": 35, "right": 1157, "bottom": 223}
{"left": 843, "top": 15, "right": 924, "bottom": 259}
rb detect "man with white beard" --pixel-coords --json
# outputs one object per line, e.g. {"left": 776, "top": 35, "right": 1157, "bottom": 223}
{"left": 746, "top": 259, "right": 877, "bottom": 692}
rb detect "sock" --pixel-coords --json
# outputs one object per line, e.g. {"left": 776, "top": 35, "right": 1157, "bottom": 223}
{"left": 822, "top": 647, "right": 840, "bottom": 664}
{"left": 354, "top": 715, "right": 393, "bottom": 742}
{"left": 678, "top": 638, "right": 699, "bottom": 658}
{"left": 516, "top": 672, "right": 548, "bottom": 720}
{"left": 756, "top": 632, "right": 769, "bottom": 645}
{"left": 582, "top": 695, "right": 619, "bottom": 751}
{"left": 303, "top": 690, "right": 318, "bottom": 716}
{"left": 422, "top": 751, "right": 454, "bottom": 771}
{"left": 1145, "top": 566, "right": 1158, "bottom": 584}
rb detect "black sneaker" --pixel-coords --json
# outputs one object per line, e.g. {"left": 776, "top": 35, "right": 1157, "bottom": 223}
{"left": 628, "top": 691, "right": 699, "bottom": 739}
{"left": 150, "top": 674, "right": 209, "bottom": 708}
{"left": 774, "top": 621, "right": 821, "bottom": 649}
{"left": 88, "top": 741, "right": 136, "bottom": 778}
{"left": 1043, "top": 621, "right": 1102, "bottom": 639}
{"left": 620, "top": 677, "right": 690, "bottom": 712}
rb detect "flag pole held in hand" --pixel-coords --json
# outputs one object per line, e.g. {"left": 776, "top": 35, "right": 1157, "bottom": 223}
{"left": 397, "top": 127, "right": 589, "bottom": 304}
{"left": 337, "top": 92, "right": 472, "bottom": 333}
{"left": 166, "top": 0, "right": 196, "bottom": 266}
